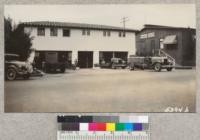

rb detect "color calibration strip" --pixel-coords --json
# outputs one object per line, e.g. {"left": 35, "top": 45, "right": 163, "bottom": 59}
{"left": 57, "top": 116, "right": 150, "bottom": 140}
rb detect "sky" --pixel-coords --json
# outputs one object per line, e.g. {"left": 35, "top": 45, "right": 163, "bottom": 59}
{"left": 4, "top": 4, "right": 196, "bottom": 30}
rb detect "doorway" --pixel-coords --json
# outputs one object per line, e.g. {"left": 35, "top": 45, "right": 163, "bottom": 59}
{"left": 78, "top": 51, "right": 93, "bottom": 68}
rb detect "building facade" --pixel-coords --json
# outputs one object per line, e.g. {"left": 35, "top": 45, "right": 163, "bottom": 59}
{"left": 21, "top": 21, "right": 137, "bottom": 68}
{"left": 136, "top": 24, "right": 196, "bottom": 66}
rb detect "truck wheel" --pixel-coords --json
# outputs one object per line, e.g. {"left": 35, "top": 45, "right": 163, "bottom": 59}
{"left": 6, "top": 68, "right": 17, "bottom": 80}
{"left": 154, "top": 63, "right": 162, "bottom": 72}
{"left": 111, "top": 65, "right": 116, "bottom": 69}
{"left": 130, "top": 66, "right": 134, "bottom": 70}
{"left": 60, "top": 67, "right": 66, "bottom": 73}
{"left": 167, "top": 67, "right": 173, "bottom": 71}
{"left": 23, "top": 74, "right": 30, "bottom": 79}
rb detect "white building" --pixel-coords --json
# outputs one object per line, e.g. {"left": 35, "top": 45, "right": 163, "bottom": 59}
{"left": 21, "top": 21, "right": 137, "bottom": 68}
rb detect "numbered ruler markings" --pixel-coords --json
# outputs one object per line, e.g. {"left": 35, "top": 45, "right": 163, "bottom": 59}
{"left": 57, "top": 131, "right": 150, "bottom": 140}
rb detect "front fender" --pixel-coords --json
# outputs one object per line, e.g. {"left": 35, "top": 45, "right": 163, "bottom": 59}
{"left": 7, "top": 65, "right": 18, "bottom": 72}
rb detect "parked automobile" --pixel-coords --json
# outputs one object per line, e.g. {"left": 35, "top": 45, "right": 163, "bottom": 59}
{"left": 42, "top": 52, "right": 66, "bottom": 73}
{"left": 128, "top": 55, "right": 174, "bottom": 72}
{"left": 100, "top": 58, "right": 127, "bottom": 69}
{"left": 5, "top": 54, "right": 33, "bottom": 80}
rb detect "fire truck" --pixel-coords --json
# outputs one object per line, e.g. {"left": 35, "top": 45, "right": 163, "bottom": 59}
{"left": 128, "top": 50, "right": 175, "bottom": 72}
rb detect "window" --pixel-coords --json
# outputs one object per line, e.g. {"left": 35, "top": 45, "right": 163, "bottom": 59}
{"left": 87, "top": 30, "right": 90, "bottom": 36}
{"left": 37, "top": 27, "right": 45, "bottom": 36}
{"left": 82, "top": 29, "right": 86, "bottom": 35}
{"left": 107, "top": 31, "right": 111, "bottom": 37}
{"left": 50, "top": 28, "right": 57, "bottom": 36}
{"left": 119, "top": 32, "right": 122, "bottom": 37}
{"left": 63, "top": 29, "right": 70, "bottom": 37}
{"left": 119, "top": 31, "right": 125, "bottom": 37}
{"left": 103, "top": 31, "right": 111, "bottom": 37}
{"left": 82, "top": 29, "right": 90, "bottom": 36}
{"left": 103, "top": 31, "right": 106, "bottom": 36}
{"left": 123, "top": 32, "right": 126, "bottom": 37}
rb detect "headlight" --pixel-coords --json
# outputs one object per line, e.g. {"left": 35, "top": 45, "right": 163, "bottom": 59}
{"left": 21, "top": 66, "right": 27, "bottom": 70}
{"left": 18, "top": 65, "right": 22, "bottom": 68}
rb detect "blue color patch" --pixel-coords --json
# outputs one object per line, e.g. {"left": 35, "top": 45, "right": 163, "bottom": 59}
{"left": 124, "top": 123, "right": 133, "bottom": 131}
{"left": 133, "top": 123, "right": 142, "bottom": 131}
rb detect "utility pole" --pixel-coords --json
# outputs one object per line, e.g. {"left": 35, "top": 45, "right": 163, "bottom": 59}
{"left": 121, "top": 17, "right": 129, "bottom": 30}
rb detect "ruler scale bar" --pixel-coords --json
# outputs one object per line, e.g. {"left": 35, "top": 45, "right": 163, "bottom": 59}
{"left": 58, "top": 131, "right": 150, "bottom": 140}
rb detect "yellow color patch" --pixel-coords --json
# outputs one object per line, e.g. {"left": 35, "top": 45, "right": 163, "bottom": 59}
{"left": 106, "top": 123, "right": 115, "bottom": 131}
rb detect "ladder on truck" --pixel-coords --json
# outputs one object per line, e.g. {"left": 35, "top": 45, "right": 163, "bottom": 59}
{"left": 156, "top": 49, "right": 176, "bottom": 67}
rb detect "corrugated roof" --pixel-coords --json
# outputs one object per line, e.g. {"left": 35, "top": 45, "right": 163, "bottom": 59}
{"left": 20, "top": 21, "right": 138, "bottom": 32}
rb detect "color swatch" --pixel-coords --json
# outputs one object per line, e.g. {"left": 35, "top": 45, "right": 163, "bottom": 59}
{"left": 57, "top": 116, "right": 150, "bottom": 140}
{"left": 57, "top": 115, "right": 148, "bottom": 132}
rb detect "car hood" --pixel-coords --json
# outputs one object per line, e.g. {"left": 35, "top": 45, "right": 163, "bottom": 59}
{"left": 7, "top": 61, "right": 27, "bottom": 66}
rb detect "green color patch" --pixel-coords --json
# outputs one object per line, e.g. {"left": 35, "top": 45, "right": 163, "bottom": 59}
{"left": 115, "top": 123, "right": 124, "bottom": 131}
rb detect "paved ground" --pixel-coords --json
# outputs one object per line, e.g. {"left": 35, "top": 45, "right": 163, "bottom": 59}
{"left": 4, "top": 68, "right": 196, "bottom": 113}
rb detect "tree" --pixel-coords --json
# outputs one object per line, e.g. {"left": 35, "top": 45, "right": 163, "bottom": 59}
{"left": 4, "top": 17, "right": 33, "bottom": 61}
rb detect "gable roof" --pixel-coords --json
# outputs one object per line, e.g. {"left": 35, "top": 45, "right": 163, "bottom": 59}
{"left": 20, "top": 21, "right": 138, "bottom": 32}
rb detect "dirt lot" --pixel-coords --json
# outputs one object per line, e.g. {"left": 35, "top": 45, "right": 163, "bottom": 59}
{"left": 4, "top": 68, "right": 196, "bottom": 112}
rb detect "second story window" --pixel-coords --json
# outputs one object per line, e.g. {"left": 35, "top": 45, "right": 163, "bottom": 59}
{"left": 119, "top": 32, "right": 122, "bottom": 37}
{"left": 82, "top": 29, "right": 86, "bottom": 35}
{"left": 82, "top": 29, "right": 90, "bottom": 36}
{"left": 119, "top": 31, "right": 126, "bottom": 37}
{"left": 103, "top": 31, "right": 106, "bottom": 36}
{"left": 63, "top": 29, "right": 70, "bottom": 37}
{"left": 50, "top": 28, "right": 58, "bottom": 36}
{"left": 87, "top": 30, "right": 90, "bottom": 36}
{"left": 37, "top": 27, "right": 45, "bottom": 36}
{"left": 123, "top": 32, "right": 126, "bottom": 37}
{"left": 103, "top": 31, "right": 111, "bottom": 37}
{"left": 107, "top": 31, "right": 111, "bottom": 37}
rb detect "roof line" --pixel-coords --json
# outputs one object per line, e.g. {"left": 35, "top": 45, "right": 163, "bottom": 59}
{"left": 141, "top": 24, "right": 195, "bottom": 31}
{"left": 20, "top": 21, "right": 139, "bottom": 32}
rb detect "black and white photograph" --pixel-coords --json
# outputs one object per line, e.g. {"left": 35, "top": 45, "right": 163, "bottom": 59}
{"left": 4, "top": 4, "right": 196, "bottom": 112}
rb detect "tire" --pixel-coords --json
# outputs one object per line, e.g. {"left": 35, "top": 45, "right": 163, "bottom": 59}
{"left": 23, "top": 74, "right": 30, "bottom": 79}
{"left": 6, "top": 68, "right": 17, "bottom": 81}
{"left": 111, "top": 64, "right": 116, "bottom": 69}
{"left": 154, "top": 63, "right": 162, "bottom": 72}
{"left": 129, "top": 64, "right": 134, "bottom": 71}
{"left": 130, "top": 67, "right": 134, "bottom": 71}
{"left": 167, "top": 67, "right": 173, "bottom": 71}
{"left": 60, "top": 67, "right": 66, "bottom": 73}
